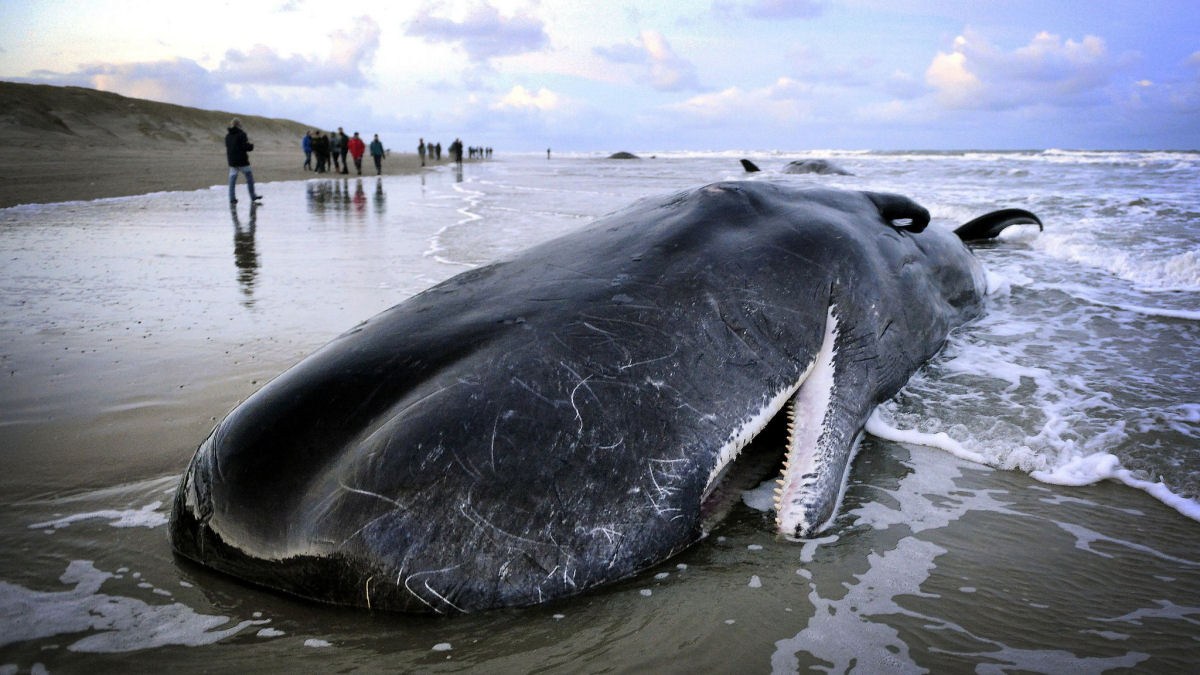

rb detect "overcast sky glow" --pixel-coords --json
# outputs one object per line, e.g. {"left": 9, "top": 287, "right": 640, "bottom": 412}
{"left": 2, "top": 0, "right": 1197, "bottom": 151}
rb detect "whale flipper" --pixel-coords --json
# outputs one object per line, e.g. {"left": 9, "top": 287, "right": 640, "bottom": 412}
{"left": 740, "top": 159, "right": 761, "bottom": 173}
{"left": 954, "top": 208, "right": 1043, "bottom": 241}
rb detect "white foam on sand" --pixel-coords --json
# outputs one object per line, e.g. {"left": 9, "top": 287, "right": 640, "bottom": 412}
{"left": 28, "top": 501, "right": 168, "bottom": 531}
{"left": 772, "top": 441, "right": 1153, "bottom": 673}
{"left": 864, "top": 409, "right": 1200, "bottom": 525}
{"left": 0, "top": 560, "right": 268, "bottom": 652}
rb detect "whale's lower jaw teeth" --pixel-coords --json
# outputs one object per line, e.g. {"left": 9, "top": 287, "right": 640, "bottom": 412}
{"left": 774, "top": 304, "right": 840, "bottom": 539}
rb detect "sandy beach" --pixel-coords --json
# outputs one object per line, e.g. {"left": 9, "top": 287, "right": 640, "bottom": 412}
{"left": 0, "top": 81, "right": 445, "bottom": 208}
{"left": 0, "top": 145, "right": 441, "bottom": 208}
{"left": 3, "top": 150, "right": 1199, "bottom": 672}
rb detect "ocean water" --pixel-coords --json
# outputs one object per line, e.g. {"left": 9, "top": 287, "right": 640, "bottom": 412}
{"left": 1, "top": 150, "right": 1198, "bottom": 672}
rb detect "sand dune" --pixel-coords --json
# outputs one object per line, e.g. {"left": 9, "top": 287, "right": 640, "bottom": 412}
{"left": 0, "top": 81, "right": 432, "bottom": 207}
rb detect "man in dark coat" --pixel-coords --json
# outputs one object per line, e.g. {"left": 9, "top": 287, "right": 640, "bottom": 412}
{"left": 336, "top": 127, "right": 350, "bottom": 174}
{"left": 313, "top": 131, "right": 330, "bottom": 173}
{"left": 225, "top": 118, "right": 261, "bottom": 203}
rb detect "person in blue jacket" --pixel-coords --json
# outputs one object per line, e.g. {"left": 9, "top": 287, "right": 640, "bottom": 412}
{"left": 225, "top": 118, "right": 261, "bottom": 204}
{"left": 302, "top": 131, "right": 313, "bottom": 170}
{"left": 369, "top": 134, "right": 385, "bottom": 175}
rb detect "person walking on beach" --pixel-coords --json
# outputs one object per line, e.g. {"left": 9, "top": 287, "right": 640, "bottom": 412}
{"left": 225, "top": 118, "right": 261, "bottom": 204}
{"left": 418, "top": 138, "right": 426, "bottom": 167}
{"left": 451, "top": 138, "right": 463, "bottom": 165}
{"left": 302, "top": 131, "right": 312, "bottom": 170}
{"left": 337, "top": 127, "right": 350, "bottom": 174}
{"left": 330, "top": 130, "right": 341, "bottom": 173}
{"left": 369, "top": 134, "right": 384, "bottom": 175}
{"left": 313, "top": 131, "right": 329, "bottom": 173}
{"left": 348, "top": 132, "right": 366, "bottom": 175}
{"left": 435, "top": 142, "right": 441, "bottom": 160}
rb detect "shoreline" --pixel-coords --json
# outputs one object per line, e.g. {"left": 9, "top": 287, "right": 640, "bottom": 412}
{"left": 0, "top": 145, "right": 452, "bottom": 208}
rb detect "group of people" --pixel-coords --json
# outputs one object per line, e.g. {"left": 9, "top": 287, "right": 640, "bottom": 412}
{"left": 225, "top": 119, "right": 498, "bottom": 205}
{"left": 305, "top": 131, "right": 491, "bottom": 175}
{"left": 417, "top": 138, "right": 442, "bottom": 165}
{"left": 417, "top": 138, "right": 490, "bottom": 165}
{"left": 302, "top": 127, "right": 386, "bottom": 176}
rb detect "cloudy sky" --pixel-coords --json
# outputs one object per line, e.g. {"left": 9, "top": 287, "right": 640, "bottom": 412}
{"left": 2, "top": 0, "right": 1197, "bottom": 151}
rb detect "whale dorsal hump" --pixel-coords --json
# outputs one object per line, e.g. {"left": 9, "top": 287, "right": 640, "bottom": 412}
{"left": 865, "top": 191, "right": 930, "bottom": 233}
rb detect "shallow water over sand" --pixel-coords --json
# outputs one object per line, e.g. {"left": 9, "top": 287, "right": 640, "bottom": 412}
{"left": 2, "top": 153, "right": 1199, "bottom": 672}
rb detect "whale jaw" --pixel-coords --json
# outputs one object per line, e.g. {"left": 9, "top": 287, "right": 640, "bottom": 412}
{"left": 702, "top": 305, "right": 861, "bottom": 539}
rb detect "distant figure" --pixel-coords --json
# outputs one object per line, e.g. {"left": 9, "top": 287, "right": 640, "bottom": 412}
{"left": 337, "top": 127, "right": 350, "bottom": 174}
{"left": 451, "top": 138, "right": 463, "bottom": 164}
{"left": 348, "top": 132, "right": 366, "bottom": 175}
{"left": 435, "top": 142, "right": 441, "bottom": 160}
{"left": 330, "top": 130, "right": 341, "bottom": 172}
{"left": 369, "top": 134, "right": 384, "bottom": 175}
{"left": 547, "top": 148, "right": 551, "bottom": 160}
{"left": 225, "top": 118, "right": 261, "bottom": 204}
{"left": 302, "top": 131, "right": 313, "bottom": 170}
{"left": 418, "top": 138, "right": 426, "bottom": 167}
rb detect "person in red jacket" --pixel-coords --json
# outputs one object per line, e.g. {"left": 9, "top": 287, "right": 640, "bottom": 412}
{"left": 347, "top": 132, "right": 366, "bottom": 176}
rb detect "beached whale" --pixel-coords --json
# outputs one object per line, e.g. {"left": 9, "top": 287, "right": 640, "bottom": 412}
{"left": 783, "top": 159, "right": 853, "bottom": 175}
{"left": 169, "top": 182, "right": 1040, "bottom": 613}
{"left": 739, "top": 158, "right": 854, "bottom": 175}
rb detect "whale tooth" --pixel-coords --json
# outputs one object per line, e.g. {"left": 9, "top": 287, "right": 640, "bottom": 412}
{"left": 773, "top": 487, "right": 783, "bottom": 495}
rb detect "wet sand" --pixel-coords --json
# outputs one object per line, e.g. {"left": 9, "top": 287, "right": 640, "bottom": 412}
{"left": 0, "top": 144, "right": 440, "bottom": 208}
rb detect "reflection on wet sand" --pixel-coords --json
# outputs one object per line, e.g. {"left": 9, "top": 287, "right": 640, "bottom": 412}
{"left": 306, "top": 178, "right": 387, "bottom": 218}
{"left": 374, "top": 177, "right": 385, "bottom": 216}
{"left": 229, "top": 202, "right": 258, "bottom": 307}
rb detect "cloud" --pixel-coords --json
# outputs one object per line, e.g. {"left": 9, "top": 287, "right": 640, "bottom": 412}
{"left": 594, "top": 31, "right": 700, "bottom": 91}
{"left": 406, "top": 2, "right": 549, "bottom": 63}
{"left": 855, "top": 99, "right": 918, "bottom": 123}
{"left": 15, "top": 16, "right": 385, "bottom": 125}
{"left": 883, "top": 70, "right": 927, "bottom": 100}
{"left": 1123, "top": 51, "right": 1200, "bottom": 114}
{"left": 925, "top": 29, "right": 1127, "bottom": 110}
{"left": 26, "top": 58, "right": 227, "bottom": 109}
{"left": 668, "top": 77, "right": 812, "bottom": 124}
{"left": 742, "top": 0, "right": 824, "bottom": 20}
{"left": 490, "top": 85, "right": 561, "bottom": 111}
{"left": 712, "top": 0, "right": 825, "bottom": 20}
{"left": 787, "top": 49, "right": 887, "bottom": 89}
{"left": 219, "top": 15, "right": 380, "bottom": 86}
